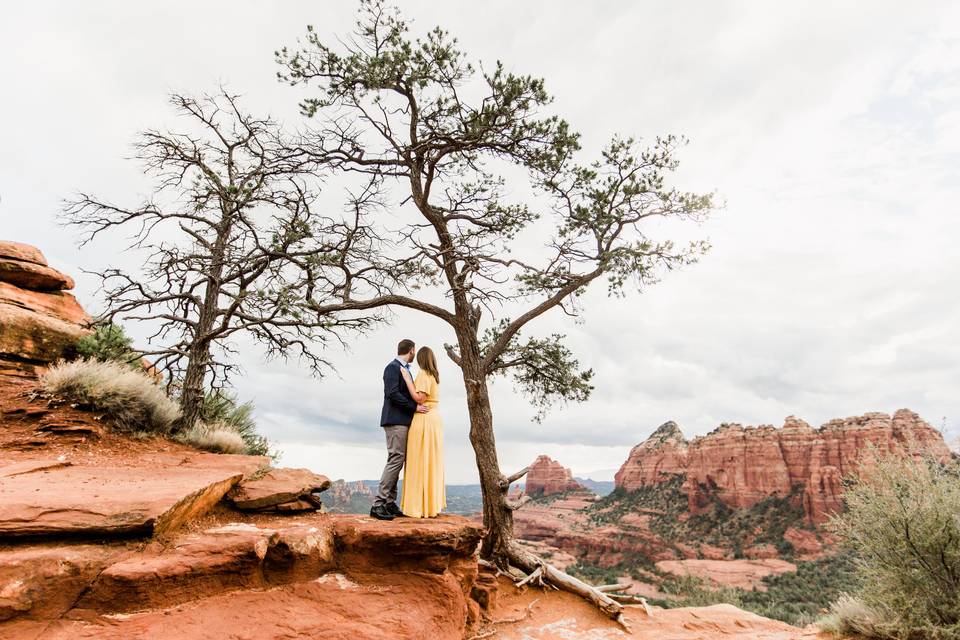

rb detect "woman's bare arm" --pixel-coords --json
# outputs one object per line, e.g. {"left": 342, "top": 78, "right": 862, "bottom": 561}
{"left": 401, "top": 368, "right": 427, "bottom": 403}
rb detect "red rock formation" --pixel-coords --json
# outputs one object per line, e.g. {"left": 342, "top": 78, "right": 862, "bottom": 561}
{"left": 0, "top": 241, "right": 90, "bottom": 378}
{"left": 616, "top": 410, "right": 952, "bottom": 523}
{"left": 524, "top": 455, "right": 586, "bottom": 496}
{"left": 614, "top": 421, "right": 688, "bottom": 488}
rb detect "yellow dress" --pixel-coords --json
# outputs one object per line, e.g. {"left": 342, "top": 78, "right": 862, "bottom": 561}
{"left": 400, "top": 372, "right": 446, "bottom": 518}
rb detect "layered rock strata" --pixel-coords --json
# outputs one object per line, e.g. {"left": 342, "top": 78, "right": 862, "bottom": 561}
{"left": 227, "top": 467, "right": 331, "bottom": 512}
{"left": 0, "top": 241, "right": 90, "bottom": 378}
{"left": 615, "top": 410, "right": 951, "bottom": 523}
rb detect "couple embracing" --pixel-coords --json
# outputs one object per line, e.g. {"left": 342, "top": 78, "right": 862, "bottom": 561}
{"left": 370, "top": 339, "right": 446, "bottom": 521}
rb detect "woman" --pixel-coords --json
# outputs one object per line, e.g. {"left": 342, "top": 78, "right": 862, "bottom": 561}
{"left": 398, "top": 346, "right": 446, "bottom": 518}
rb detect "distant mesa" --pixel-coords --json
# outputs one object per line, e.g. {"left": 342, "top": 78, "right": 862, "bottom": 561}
{"left": 523, "top": 454, "right": 589, "bottom": 497}
{"left": 615, "top": 410, "right": 953, "bottom": 524}
{"left": 0, "top": 240, "right": 91, "bottom": 379}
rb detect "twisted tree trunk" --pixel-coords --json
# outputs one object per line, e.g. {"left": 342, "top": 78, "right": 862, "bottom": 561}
{"left": 456, "top": 330, "right": 630, "bottom": 629}
{"left": 173, "top": 212, "right": 231, "bottom": 432}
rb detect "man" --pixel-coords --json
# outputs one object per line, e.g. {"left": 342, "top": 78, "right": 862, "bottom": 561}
{"left": 370, "top": 338, "right": 429, "bottom": 521}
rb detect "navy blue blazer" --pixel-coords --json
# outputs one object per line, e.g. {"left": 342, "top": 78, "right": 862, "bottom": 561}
{"left": 381, "top": 359, "right": 417, "bottom": 427}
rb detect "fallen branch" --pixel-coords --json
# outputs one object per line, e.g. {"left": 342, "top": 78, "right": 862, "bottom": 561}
{"left": 616, "top": 596, "right": 653, "bottom": 618}
{"left": 466, "top": 597, "right": 540, "bottom": 640}
{"left": 507, "top": 543, "right": 630, "bottom": 632}
{"left": 504, "top": 565, "right": 527, "bottom": 582}
{"left": 596, "top": 583, "right": 632, "bottom": 593}
{"left": 515, "top": 566, "right": 545, "bottom": 589}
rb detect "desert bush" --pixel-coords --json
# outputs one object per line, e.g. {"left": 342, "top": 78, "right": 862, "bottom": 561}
{"left": 198, "top": 389, "right": 271, "bottom": 457}
{"left": 176, "top": 422, "right": 247, "bottom": 455}
{"left": 820, "top": 595, "right": 889, "bottom": 638}
{"left": 75, "top": 324, "right": 142, "bottom": 367}
{"left": 827, "top": 455, "right": 960, "bottom": 639}
{"left": 41, "top": 359, "right": 179, "bottom": 434}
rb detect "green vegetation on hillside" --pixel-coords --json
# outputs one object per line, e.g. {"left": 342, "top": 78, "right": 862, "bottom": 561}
{"left": 529, "top": 487, "right": 589, "bottom": 505}
{"left": 587, "top": 474, "right": 688, "bottom": 525}
{"left": 584, "top": 474, "right": 811, "bottom": 557}
{"left": 572, "top": 553, "right": 857, "bottom": 627}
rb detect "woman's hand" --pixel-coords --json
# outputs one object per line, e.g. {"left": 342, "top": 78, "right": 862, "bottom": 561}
{"left": 400, "top": 366, "right": 426, "bottom": 402}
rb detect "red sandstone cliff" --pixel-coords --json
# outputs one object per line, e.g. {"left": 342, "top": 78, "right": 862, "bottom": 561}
{"left": 615, "top": 411, "right": 952, "bottom": 523}
{"left": 0, "top": 241, "right": 90, "bottom": 378}
{"left": 524, "top": 455, "right": 587, "bottom": 497}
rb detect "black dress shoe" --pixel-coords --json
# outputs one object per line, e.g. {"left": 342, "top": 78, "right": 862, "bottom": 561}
{"left": 369, "top": 504, "right": 395, "bottom": 520}
{"left": 386, "top": 502, "right": 406, "bottom": 517}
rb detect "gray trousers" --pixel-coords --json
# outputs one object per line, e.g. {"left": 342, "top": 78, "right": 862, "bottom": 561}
{"left": 374, "top": 424, "right": 408, "bottom": 507}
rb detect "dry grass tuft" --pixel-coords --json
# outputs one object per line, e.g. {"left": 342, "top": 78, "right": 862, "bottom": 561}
{"left": 176, "top": 421, "right": 247, "bottom": 455}
{"left": 41, "top": 359, "right": 179, "bottom": 434}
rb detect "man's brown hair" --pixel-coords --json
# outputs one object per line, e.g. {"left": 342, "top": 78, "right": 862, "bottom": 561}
{"left": 397, "top": 339, "right": 415, "bottom": 356}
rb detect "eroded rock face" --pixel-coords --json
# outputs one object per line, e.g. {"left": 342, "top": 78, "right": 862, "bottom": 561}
{"left": 2, "top": 515, "right": 485, "bottom": 640}
{"left": 0, "top": 455, "right": 264, "bottom": 539}
{"left": 0, "top": 241, "right": 90, "bottom": 378}
{"left": 524, "top": 455, "right": 585, "bottom": 497}
{"left": 615, "top": 410, "right": 952, "bottom": 523}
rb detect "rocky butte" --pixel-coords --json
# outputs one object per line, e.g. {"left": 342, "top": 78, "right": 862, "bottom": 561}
{"left": 523, "top": 454, "right": 587, "bottom": 497}
{"left": 616, "top": 411, "right": 952, "bottom": 523}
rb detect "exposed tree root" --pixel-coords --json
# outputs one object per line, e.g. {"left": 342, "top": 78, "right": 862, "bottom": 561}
{"left": 507, "top": 543, "right": 632, "bottom": 632}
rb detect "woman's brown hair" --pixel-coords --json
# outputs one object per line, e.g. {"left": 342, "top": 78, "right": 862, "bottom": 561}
{"left": 417, "top": 346, "right": 440, "bottom": 383}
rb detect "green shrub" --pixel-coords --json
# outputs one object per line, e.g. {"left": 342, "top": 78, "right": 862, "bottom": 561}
{"left": 740, "top": 554, "right": 858, "bottom": 626}
{"left": 649, "top": 555, "right": 857, "bottom": 626}
{"left": 826, "top": 455, "right": 960, "bottom": 639}
{"left": 75, "top": 324, "right": 142, "bottom": 367}
{"left": 41, "top": 359, "right": 179, "bottom": 434}
{"left": 198, "top": 389, "right": 272, "bottom": 457}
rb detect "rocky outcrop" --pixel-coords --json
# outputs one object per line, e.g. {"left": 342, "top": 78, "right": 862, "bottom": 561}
{"left": 3, "top": 515, "right": 485, "bottom": 639}
{"left": 524, "top": 455, "right": 586, "bottom": 497}
{"left": 0, "top": 241, "right": 90, "bottom": 378}
{"left": 75, "top": 522, "right": 338, "bottom": 613}
{"left": 615, "top": 410, "right": 952, "bottom": 523}
{"left": 227, "top": 467, "right": 331, "bottom": 512}
{"left": 0, "top": 455, "right": 265, "bottom": 539}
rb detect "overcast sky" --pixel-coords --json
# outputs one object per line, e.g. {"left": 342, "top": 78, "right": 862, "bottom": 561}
{"left": 3, "top": 2, "right": 959, "bottom": 482}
